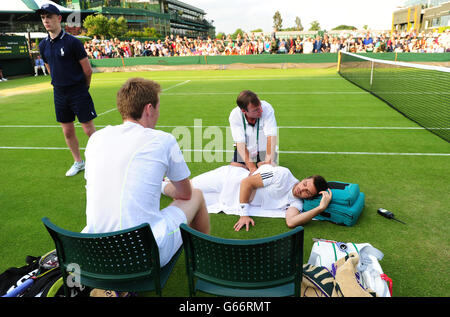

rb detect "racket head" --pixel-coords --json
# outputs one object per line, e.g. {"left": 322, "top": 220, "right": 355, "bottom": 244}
{"left": 38, "top": 249, "right": 59, "bottom": 271}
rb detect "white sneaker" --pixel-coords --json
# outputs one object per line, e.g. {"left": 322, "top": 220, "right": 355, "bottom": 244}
{"left": 65, "top": 161, "right": 85, "bottom": 177}
{"left": 2, "top": 78, "right": 7, "bottom": 81}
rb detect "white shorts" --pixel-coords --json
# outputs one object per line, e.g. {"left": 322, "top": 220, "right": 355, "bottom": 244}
{"left": 191, "top": 165, "right": 249, "bottom": 208}
{"left": 158, "top": 205, "right": 187, "bottom": 267}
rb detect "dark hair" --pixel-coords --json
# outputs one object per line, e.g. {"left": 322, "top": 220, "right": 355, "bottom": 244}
{"left": 236, "top": 90, "right": 260, "bottom": 111}
{"left": 309, "top": 175, "right": 328, "bottom": 195}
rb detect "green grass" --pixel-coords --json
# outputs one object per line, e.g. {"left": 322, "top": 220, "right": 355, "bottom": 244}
{"left": 0, "top": 68, "right": 449, "bottom": 297}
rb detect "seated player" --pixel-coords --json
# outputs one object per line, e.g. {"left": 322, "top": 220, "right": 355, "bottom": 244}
{"left": 83, "top": 78, "right": 210, "bottom": 266}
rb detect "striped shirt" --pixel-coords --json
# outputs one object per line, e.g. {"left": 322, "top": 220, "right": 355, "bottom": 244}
{"left": 252, "top": 165, "right": 303, "bottom": 211}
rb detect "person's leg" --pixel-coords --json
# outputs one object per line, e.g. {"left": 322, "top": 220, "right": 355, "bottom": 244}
{"left": 55, "top": 88, "right": 84, "bottom": 176}
{"left": 190, "top": 165, "right": 229, "bottom": 193}
{"left": 170, "top": 188, "right": 210, "bottom": 234}
{"left": 60, "top": 122, "right": 82, "bottom": 163}
{"left": 73, "top": 87, "right": 97, "bottom": 138}
{"left": 80, "top": 120, "right": 96, "bottom": 137}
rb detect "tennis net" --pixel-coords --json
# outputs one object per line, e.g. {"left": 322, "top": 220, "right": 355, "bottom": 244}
{"left": 338, "top": 51, "right": 449, "bottom": 142}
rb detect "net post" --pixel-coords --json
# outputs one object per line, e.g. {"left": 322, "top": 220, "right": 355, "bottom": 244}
{"left": 337, "top": 51, "right": 341, "bottom": 73}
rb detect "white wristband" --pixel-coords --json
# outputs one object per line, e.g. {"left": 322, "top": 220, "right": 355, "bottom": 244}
{"left": 239, "top": 203, "right": 250, "bottom": 217}
{"left": 161, "top": 178, "right": 170, "bottom": 195}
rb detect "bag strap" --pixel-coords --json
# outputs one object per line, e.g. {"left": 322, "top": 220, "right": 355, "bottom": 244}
{"left": 380, "top": 274, "right": 393, "bottom": 296}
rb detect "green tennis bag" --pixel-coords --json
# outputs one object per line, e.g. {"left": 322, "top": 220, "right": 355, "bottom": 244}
{"left": 303, "top": 181, "right": 365, "bottom": 226}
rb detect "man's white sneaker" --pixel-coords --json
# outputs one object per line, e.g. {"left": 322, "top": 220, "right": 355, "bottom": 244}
{"left": 65, "top": 161, "right": 85, "bottom": 177}
{"left": 1, "top": 78, "right": 7, "bottom": 81}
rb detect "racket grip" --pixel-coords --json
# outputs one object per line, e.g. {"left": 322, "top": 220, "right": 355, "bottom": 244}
{"left": 2, "top": 278, "right": 34, "bottom": 297}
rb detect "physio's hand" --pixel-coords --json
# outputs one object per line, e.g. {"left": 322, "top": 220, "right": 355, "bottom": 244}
{"left": 319, "top": 189, "right": 333, "bottom": 210}
{"left": 233, "top": 216, "right": 255, "bottom": 232}
{"left": 248, "top": 165, "right": 258, "bottom": 176}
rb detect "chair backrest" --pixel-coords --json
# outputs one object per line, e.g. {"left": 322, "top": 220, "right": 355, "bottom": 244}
{"left": 42, "top": 217, "right": 160, "bottom": 286}
{"left": 180, "top": 224, "right": 304, "bottom": 294}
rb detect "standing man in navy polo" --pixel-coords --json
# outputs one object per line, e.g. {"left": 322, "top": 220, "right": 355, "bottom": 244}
{"left": 38, "top": 4, "right": 97, "bottom": 176}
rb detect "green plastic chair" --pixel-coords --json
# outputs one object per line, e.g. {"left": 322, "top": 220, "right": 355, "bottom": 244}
{"left": 180, "top": 223, "right": 304, "bottom": 297}
{"left": 42, "top": 217, "right": 181, "bottom": 297}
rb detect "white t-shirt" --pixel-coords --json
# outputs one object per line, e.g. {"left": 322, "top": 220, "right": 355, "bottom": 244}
{"left": 82, "top": 122, "right": 190, "bottom": 263}
{"left": 252, "top": 164, "right": 303, "bottom": 211}
{"left": 303, "top": 39, "right": 313, "bottom": 54}
{"left": 229, "top": 100, "right": 277, "bottom": 157}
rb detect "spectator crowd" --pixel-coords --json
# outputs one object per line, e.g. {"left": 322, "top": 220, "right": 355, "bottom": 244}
{"left": 83, "top": 29, "right": 450, "bottom": 59}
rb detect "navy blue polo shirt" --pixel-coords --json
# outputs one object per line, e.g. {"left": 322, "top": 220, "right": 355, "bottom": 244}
{"left": 39, "top": 30, "right": 88, "bottom": 87}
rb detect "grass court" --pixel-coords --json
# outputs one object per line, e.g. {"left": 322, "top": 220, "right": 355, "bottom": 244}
{"left": 0, "top": 67, "right": 448, "bottom": 296}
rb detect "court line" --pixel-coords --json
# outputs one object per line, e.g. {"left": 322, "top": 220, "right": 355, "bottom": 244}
{"left": 161, "top": 80, "right": 191, "bottom": 91}
{"left": 161, "top": 91, "right": 365, "bottom": 95}
{"left": 1, "top": 146, "right": 448, "bottom": 156}
{"left": 0, "top": 125, "right": 439, "bottom": 130}
{"left": 277, "top": 150, "right": 450, "bottom": 156}
{"left": 162, "top": 91, "right": 449, "bottom": 95}
{"left": 156, "top": 125, "right": 448, "bottom": 130}
{"left": 183, "top": 149, "right": 450, "bottom": 156}
{"left": 79, "top": 80, "right": 193, "bottom": 122}
{"left": 95, "top": 108, "right": 117, "bottom": 118}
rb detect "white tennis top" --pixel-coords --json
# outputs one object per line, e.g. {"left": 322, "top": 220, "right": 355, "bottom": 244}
{"left": 228, "top": 100, "right": 277, "bottom": 154}
{"left": 82, "top": 121, "right": 190, "bottom": 244}
{"left": 252, "top": 164, "right": 303, "bottom": 212}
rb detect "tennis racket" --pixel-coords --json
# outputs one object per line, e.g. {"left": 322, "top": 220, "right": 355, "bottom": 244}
{"left": 2, "top": 250, "right": 59, "bottom": 297}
